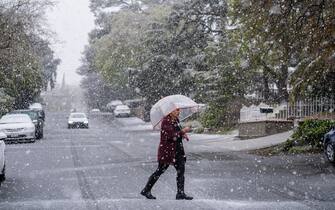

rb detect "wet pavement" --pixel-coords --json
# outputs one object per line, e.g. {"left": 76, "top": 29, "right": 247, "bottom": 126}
{"left": 0, "top": 112, "right": 334, "bottom": 210}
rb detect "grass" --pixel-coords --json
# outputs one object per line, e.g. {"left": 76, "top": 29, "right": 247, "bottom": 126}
{"left": 249, "top": 143, "right": 322, "bottom": 157}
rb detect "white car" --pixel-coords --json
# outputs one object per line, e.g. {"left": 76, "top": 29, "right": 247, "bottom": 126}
{"left": 106, "top": 100, "right": 123, "bottom": 111}
{"left": 29, "top": 103, "right": 43, "bottom": 110}
{"left": 68, "top": 112, "right": 89, "bottom": 129}
{"left": 0, "top": 114, "right": 36, "bottom": 143}
{"left": 90, "top": 108, "right": 100, "bottom": 113}
{"left": 0, "top": 132, "right": 6, "bottom": 184}
{"left": 114, "top": 105, "right": 131, "bottom": 117}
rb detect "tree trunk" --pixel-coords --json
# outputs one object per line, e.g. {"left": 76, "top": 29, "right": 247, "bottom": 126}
{"left": 276, "top": 65, "right": 289, "bottom": 103}
{"left": 263, "top": 72, "right": 270, "bottom": 101}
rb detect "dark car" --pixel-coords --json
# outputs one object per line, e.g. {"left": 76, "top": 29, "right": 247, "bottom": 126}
{"left": 29, "top": 103, "right": 45, "bottom": 121}
{"left": 323, "top": 127, "right": 335, "bottom": 163}
{"left": 9, "top": 109, "right": 44, "bottom": 139}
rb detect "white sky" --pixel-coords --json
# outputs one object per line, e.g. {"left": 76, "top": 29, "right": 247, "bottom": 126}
{"left": 47, "top": 0, "right": 95, "bottom": 86}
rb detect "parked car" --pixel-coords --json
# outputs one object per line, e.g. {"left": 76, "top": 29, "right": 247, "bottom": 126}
{"left": 114, "top": 105, "right": 131, "bottom": 117}
{"left": 323, "top": 127, "right": 335, "bottom": 163}
{"left": 0, "top": 114, "right": 36, "bottom": 143}
{"left": 68, "top": 112, "right": 89, "bottom": 129}
{"left": 29, "top": 103, "right": 42, "bottom": 110}
{"left": 9, "top": 109, "right": 44, "bottom": 139}
{"left": 29, "top": 103, "right": 45, "bottom": 121}
{"left": 90, "top": 108, "right": 100, "bottom": 113}
{"left": 106, "top": 100, "right": 123, "bottom": 112}
{"left": 0, "top": 132, "right": 6, "bottom": 184}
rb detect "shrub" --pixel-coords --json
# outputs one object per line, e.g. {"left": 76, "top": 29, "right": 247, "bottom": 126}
{"left": 290, "top": 119, "right": 335, "bottom": 149}
{"left": 283, "top": 139, "right": 295, "bottom": 151}
{"left": 200, "top": 105, "right": 239, "bottom": 129}
{"left": 193, "top": 127, "right": 204, "bottom": 133}
{"left": 0, "top": 89, "right": 14, "bottom": 116}
{"left": 200, "top": 107, "right": 223, "bottom": 128}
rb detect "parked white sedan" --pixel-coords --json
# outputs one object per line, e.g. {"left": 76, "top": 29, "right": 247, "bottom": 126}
{"left": 0, "top": 114, "right": 36, "bottom": 143}
{"left": 106, "top": 100, "right": 123, "bottom": 111}
{"left": 0, "top": 132, "right": 6, "bottom": 184}
{"left": 114, "top": 105, "right": 131, "bottom": 117}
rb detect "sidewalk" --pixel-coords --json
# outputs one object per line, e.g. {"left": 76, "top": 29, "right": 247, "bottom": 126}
{"left": 187, "top": 131, "right": 292, "bottom": 153}
{"left": 116, "top": 117, "right": 292, "bottom": 152}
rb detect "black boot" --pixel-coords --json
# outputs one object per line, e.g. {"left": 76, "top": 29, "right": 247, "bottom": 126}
{"left": 176, "top": 192, "right": 193, "bottom": 200}
{"left": 140, "top": 174, "right": 159, "bottom": 199}
{"left": 177, "top": 175, "right": 185, "bottom": 194}
{"left": 176, "top": 176, "right": 193, "bottom": 200}
{"left": 140, "top": 190, "right": 156, "bottom": 199}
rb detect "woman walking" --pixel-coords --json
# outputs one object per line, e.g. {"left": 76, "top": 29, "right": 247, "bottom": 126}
{"left": 140, "top": 108, "right": 193, "bottom": 200}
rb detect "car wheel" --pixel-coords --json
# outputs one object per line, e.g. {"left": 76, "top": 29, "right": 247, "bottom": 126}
{"left": 36, "top": 131, "right": 41, "bottom": 140}
{"left": 68, "top": 125, "right": 71, "bottom": 129}
{"left": 325, "top": 142, "right": 335, "bottom": 163}
{"left": 0, "top": 164, "right": 5, "bottom": 183}
{"left": 40, "top": 130, "right": 43, "bottom": 139}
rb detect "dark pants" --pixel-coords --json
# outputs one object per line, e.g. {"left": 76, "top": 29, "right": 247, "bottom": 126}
{"left": 142, "top": 158, "right": 185, "bottom": 194}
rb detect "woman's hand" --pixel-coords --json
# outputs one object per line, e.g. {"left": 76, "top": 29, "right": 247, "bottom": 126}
{"left": 183, "top": 133, "right": 190, "bottom": 141}
{"left": 182, "top": 126, "right": 191, "bottom": 133}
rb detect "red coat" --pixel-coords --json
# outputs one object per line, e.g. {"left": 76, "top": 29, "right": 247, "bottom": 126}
{"left": 157, "top": 115, "right": 185, "bottom": 164}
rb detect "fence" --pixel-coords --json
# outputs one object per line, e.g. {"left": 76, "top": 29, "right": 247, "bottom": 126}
{"left": 240, "top": 97, "right": 335, "bottom": 122}
{"left": 279, "top": 97, "right": 335, "bottom": 120}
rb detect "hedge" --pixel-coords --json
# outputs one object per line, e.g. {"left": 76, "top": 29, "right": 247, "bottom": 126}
{"left": 287, "top": 119, "right": 335, "bottom": 150}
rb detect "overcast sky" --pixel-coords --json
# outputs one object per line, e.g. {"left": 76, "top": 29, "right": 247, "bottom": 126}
{"left": 47, "top": 0, "right": 95, "bottom": 87}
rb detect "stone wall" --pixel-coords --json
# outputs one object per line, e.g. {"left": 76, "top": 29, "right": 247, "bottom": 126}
{"left": 239, "top": 120, "right": 293, "bottom": 139}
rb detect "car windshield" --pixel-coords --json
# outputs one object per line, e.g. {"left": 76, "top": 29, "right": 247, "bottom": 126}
{"left": 0, "top": 115, "right": 31, "bottom": 124}
{"left": 11, "top": 111, "right": 38, "bottom": 120}
{"left": 116, "top": 106, "right": 129, "bottom": 110}
{"left": 111, "top": 101, "right": 122, "bottom": 106}
{"left": 70, "top": 113, "right": 86, "bottom": 118}
{"left": 29, "top": 103, "right": 42, "bottom": 110}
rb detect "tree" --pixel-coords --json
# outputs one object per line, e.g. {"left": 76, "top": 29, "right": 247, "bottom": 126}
{"left": 135, "top": 0, "right": 228, "bottom": 102}
{"left": 287, "top": 0, "right": 335, "bottom": 98}
{"left": 0, "top": 0, "right": 57, "bottom": 109}
{"left": 229, "top": 0, "right": 335, "bottom": 100}
{"left": 30, "top": 36, "right": 61, "bottom": 91}
{"left": 81, "top": 1, "right": 174, "bottom": 111}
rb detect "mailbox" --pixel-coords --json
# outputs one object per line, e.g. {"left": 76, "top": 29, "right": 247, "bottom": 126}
{"left": 260, "top": 107, "right": 273, "bottom": 113}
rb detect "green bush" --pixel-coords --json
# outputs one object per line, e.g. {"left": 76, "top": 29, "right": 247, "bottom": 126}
{"left": 290, "top": 119, "right": 335, "bottom": 149}
{"left": 288, "top": 145, "right": 320, "bottom": 154}
{"left": 182, "top": 120, "right": 204, "bottom": 133}
{"left": 200, "top": 106, "right": 239, "bottom": 129}
{"left": 0, "top": 89, "right": 14, "bottom": 116}
{"left": 200, "top": 107, "right": 223, "bottom": 128}
{"left": 193, "top": 127, "right": 204, "bottom": 133}
{"left": 283, "top": 139, "right": 295, "bottom": 151}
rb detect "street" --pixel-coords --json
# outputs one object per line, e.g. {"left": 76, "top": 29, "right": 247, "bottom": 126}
{"left": 0, "top": 112, "right": 334, "bottom": 210}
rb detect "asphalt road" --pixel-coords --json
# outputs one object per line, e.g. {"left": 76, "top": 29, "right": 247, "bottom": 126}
{"left": 0, "top": 112, "right": 334, "bottom": 210}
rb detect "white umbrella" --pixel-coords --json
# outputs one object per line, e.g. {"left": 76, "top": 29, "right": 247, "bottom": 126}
{"left": 150, "top": 94, "right": 200, "bottom": 130}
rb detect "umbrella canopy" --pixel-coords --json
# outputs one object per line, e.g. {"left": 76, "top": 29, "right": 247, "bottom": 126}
{"left": 150, "top": 95, "right": 199, "bottom": 129}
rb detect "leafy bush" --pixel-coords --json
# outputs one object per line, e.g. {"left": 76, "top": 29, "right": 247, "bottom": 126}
{"left": 193, "top": 127, "right": 204, "bottom": 134}
{"left": 0, "top": 88, "right": 14, "bottom": 116}
{"left": 200, "top": 105, "right": 239, "bottom": 129}
{"left": 290, "top": 119, "right": 335, "bottom": 149}
{"left": 182, "top": 120, "right": 204, "bottom": 133}
{"left": 288, "top": 145, "right": 319, "bottom": 154}
{"left": 200, "top": 106, "right": 224, "bottom": 128}
{"left": 283, "top": 139, "right": 295, "bottom": 151}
